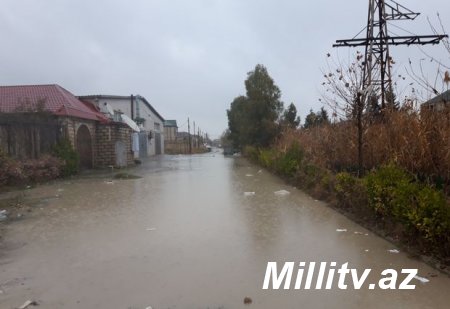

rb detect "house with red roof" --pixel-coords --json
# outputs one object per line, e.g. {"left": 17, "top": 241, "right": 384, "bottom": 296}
{"left": 0, "top": 84, "right": 134, "bottom": 168}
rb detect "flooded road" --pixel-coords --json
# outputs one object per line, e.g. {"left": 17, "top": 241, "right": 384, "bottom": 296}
{"left": 1, "top": 152, "right": 450, "bottom": 308}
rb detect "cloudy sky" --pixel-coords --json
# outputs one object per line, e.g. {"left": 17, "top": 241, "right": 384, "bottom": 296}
{"left": 1, "top": 0, "right": 449, "bottom": 138}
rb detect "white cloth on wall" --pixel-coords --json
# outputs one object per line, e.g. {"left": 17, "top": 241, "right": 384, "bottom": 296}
{"left": 132, "top": 132, "right": 140, "bottom": 152}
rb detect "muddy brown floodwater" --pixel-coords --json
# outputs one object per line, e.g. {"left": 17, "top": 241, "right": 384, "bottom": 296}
{"left": 1, "top": 151, "right": 450, "bottom": 309}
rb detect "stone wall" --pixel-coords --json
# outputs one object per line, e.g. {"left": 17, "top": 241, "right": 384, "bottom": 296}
{"left": 61, "top": 118, "right": 97, "bottom": 168}
{"left": 0, "top": 115, "right": 134, "bottom": 168}
{"left": 95, "top": 123, "right": 133, "bottom": 168}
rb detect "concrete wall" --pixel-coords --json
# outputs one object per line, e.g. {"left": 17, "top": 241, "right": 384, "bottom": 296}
{"left": 134, "top": 96, "right": 164, "bottom": 155}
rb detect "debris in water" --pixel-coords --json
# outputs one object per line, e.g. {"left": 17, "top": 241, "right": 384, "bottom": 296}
{"left": 354, "top": 231, "right": 364, "bottom": 235}
{"left": 0, "top": 210, "right": 7, "bottom": 221}
{"left": 145, "top": 306, "right": 153, "bottom": 309}
{"left": 365, "top": 249, "right": 369, "bottom": 252}
{"left": 274, "top": 190, "right": 290, "bottom": 196}
{"left": 414, "top": 275, "right": 430, "bottom": 283}
{"left": 244, "top": 192, "right": 255, "bottom": 196}
{"left": 257, "top": 169, "right": 263, "bottom": 173}
{"left": 146, "top": 228, "right": 157, "bottom": 231}
{"left": 18, "top": 300, "right": 39, "bottom": 308}
{"left": 105, "top": 180, "right": 114, "bottom": 184}
{"left": 336, "top": 229, "right": 347, "bottom": 232}
{"left": 388, "top": 249, "right": 400, "bottom": 254}
{"left": 244, "top": 297, "right": 252, "bottom": 305}
{"left": 245, "top": 174, "right": 254, "bottom": 177}
{"left": 114, "top": 173, "right": 141, "bottom": 180}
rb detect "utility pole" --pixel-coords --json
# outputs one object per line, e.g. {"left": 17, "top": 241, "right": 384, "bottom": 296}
{"left": 193, "top": 121, "right": 196, "bottom": 149}
{"left": 333, "top": 0, "right": 447, "bottom": 109}
{"left": 188, "top": 117, "right": 192, "bottom": 154}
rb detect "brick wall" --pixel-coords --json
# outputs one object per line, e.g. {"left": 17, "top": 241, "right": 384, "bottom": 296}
{"left": 95, "top": 123, "right": 133, "bottom": 168}
{"left": 61, "top": 118, "right": 97, "bottom": 167}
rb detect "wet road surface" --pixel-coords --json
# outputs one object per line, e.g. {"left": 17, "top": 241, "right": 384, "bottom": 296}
{"left": 1, "top": 152, "right": 450, "bottom": 308}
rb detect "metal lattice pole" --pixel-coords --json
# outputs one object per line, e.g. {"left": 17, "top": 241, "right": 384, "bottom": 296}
{"left": 334, "top": 0, "right": 447, "bottom": 109}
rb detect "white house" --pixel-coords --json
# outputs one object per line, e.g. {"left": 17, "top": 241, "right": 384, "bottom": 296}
{"left": 79, "top": 94, "right": 165, "bottom": 156}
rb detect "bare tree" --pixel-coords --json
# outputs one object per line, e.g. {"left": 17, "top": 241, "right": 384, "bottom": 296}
{"left": 405, "top": 14, "right": 450, "bottom": 98}
{"left": 320, "top": 51, "right": 381, "bottom": 175}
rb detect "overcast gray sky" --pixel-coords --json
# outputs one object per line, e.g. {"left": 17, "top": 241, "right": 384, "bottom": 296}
{"left": 1, "top": 0, "right": 449, "bottom": 138}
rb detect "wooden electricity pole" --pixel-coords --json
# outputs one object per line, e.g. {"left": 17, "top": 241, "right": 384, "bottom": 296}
{"left": 188, "top": 117, "right": 192, "bottom": 154}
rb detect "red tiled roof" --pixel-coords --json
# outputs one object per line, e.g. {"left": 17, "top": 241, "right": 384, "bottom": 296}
{"left": 0, "top": 84, "right": 109, "bottom": 122}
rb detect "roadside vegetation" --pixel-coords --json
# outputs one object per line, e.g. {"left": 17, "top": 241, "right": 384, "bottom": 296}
{"left": 0, "top": 139, "right": 79, "bottom": 190}
{"left": 225, "top": 63, "right": 450, "bottom": 264}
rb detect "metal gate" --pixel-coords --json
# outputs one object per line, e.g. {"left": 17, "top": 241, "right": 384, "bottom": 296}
{"left": 138, "top": 132, "right": 148, "bottom": 158}
{"left": 155, "top": 132, "right": 161, "bottom": 155}
{"left": 115, "top": 141, "right": 126, "bottom": 167}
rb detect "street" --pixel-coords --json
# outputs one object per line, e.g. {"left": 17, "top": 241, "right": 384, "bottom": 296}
{"left": 1, "top": 151, "right": 449, "bottom": 308}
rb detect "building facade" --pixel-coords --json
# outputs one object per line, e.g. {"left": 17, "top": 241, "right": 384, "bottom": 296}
{"left": 0, "top": 84, "right": 134, "bottom": 168}
{"left": 421, "top": 90, "right": 450, "bottom": 112}
{"left": 80, "top": 95, "right": 165, "bottom": 156}
{"left": 164, "top": 120, "right": 178, "bottom": 142}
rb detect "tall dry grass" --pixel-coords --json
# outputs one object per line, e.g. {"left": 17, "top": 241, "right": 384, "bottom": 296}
{"left": 277, "top": 107, "right": 450, "bottom": 189}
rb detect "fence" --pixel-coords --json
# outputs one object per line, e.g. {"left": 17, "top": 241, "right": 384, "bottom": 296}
{"left": 0, "top": 113, "right": 62, "bottom": 160}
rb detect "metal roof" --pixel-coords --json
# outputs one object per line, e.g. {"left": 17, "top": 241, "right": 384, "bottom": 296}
{"left": 422, "top": 90, "right": 450, "bottom": 106}
{"left": 0, "top": 84, "right": 109, "bottom": 122}
{"left": 79, "top": 94, "right": 165, "bottom": 122}
{"left": 164, "top": 120, "right": 178, "bottom": 127}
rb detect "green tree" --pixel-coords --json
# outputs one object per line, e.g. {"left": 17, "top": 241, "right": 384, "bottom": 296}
{"left": 281, "top": 102, "right": 301, "bottom": 128}
{"left": 303, "top": 109, "right": 318, "bottom": 129}
{"left": 318, "top": 107, "right": 330, "bottom": 124}
{"left": 227, "top": 64, "right": 284, "bottom": 148}
{"left": 303, "top": 107, "right": 330, "bottom": 129}
{"left": 227, "top": 96, "right": 249, "bottom": 148}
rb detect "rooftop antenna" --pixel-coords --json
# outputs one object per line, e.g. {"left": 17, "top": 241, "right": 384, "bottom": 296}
{"left": 333, "top": 0, "right": 448, "bottom": 108}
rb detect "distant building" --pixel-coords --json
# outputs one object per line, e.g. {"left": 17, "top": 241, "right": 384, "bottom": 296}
{"left": 0, "top": 84, "right": 134, "bottom": 168}
{"left": 164, "top": 120, "right": 178, "bottom": 142}
{"left": 421, "top": 90, "right": 450, "bottom": 112}
{"left": 80, "top": 95, "right": 165, "bottom": 156}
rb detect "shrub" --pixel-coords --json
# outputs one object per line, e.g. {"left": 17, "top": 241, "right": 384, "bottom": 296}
{"left": 23, "top": 155, "right": 63, "bottom": 183}
{"left": 0, "top": 156, "right": 27, "bottom": 186}
{"left": 410, "top": 186, "right": 450, "bottom": 249}
{"left": 243, "top": 145, "right": 259, "bottom": 162}
{"left": 365, "top": 164, "right": 415, "bottom": 218}
{"left": 335, "top": 172, "right": 368, "bottom": 210}
{"left": 274, "top": 142, "right": 304, "bottom": 177}
{"left": 365, "top": 164, "right": 450, "bottom": 254}
{"left": 0, "top": 150, "right": 64, "bottom": 187}
{"left": 258, "top": 149, "right": 276, "bottom": 168}
{"left": 52, "top": 139, "right": 79, "bottom": 176}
